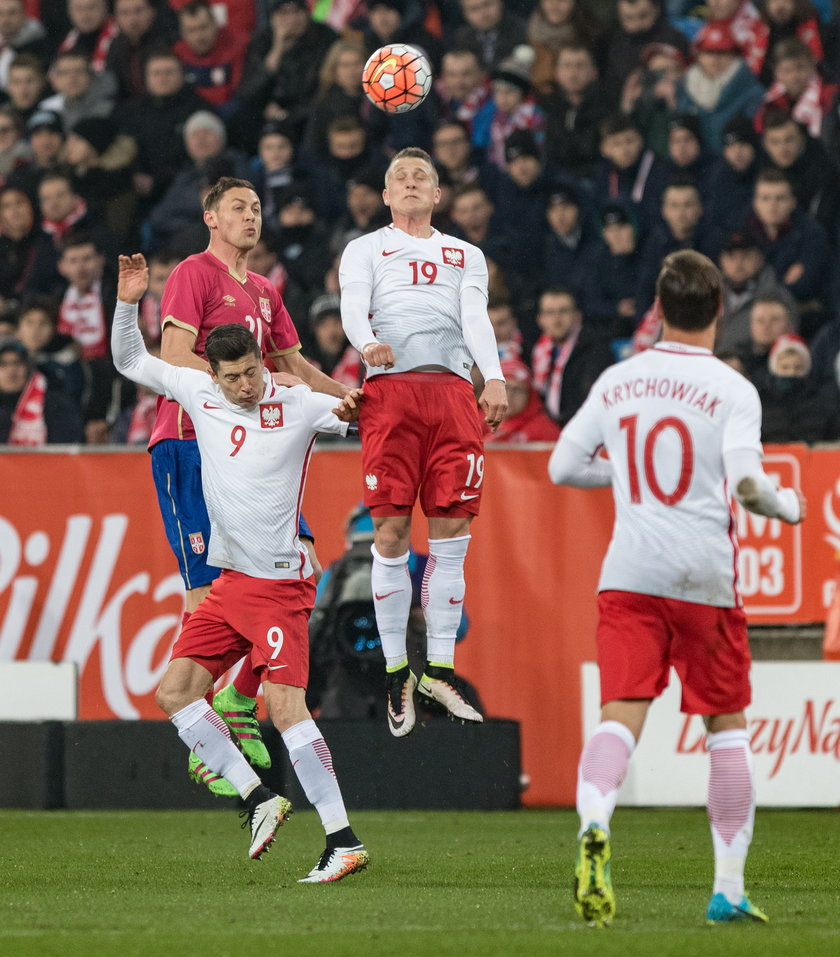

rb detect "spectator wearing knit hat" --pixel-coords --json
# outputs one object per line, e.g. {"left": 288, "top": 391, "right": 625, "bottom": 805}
{"left": 695, "top": 0, "right": 769, "bottom": 76}
{"left": 62, "top": 116, "right": 138, "bottom": 240}
{"left": 302, "top": 292, "right": 363, "bottom": 390}
{"left": 715, "top": 231, "right": 799, "bottom": 354}
{"left": 582, "top": 203, "right": 642, "bottom": 340}
{"left": 705, "top": 114, "right": 762, "bottom": 232}
{"left": 675, "top": 23, "right": 764, "bottom": 152}
{"left": 542, "top": 183, "right": 600, "bottom": 299}
{"left": 664, "top": 114, "right": 714, "bottom": 193}
{"left": 758, "top": 333, "right": 840, "bottom": 443}
{"left": 484, "top": 129, "right": 552, "bottom": 289}
{"left": 475, "top": 45, "right": 545, "bottom": 171}
{"left": 146, "top": 110, "right": 248, "bottom": 252}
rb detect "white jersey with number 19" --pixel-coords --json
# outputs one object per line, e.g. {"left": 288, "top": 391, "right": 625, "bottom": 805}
{"left": 338, "top": 224, "right": 487, "bottom": 381}
{"left": 561, "top": 342, "right": 763, "bottom": 607}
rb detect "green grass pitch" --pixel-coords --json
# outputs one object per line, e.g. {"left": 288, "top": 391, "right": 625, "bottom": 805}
{"left": 1, "top": 808, "right": 837, "bottom": 957}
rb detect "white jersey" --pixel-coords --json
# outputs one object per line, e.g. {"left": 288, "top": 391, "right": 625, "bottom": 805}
{"left": 338, "top": 224, "right": 488, "bottom": 381}
{"left": 562, "top": 342, "right": 763, "bottom": 607}
{"left": 152, "top": 363, "right": 345, "bottom": 579}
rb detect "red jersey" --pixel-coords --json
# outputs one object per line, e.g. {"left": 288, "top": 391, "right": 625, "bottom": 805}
{"left": 149, "top": 250, "right": 301, "bottom": 447}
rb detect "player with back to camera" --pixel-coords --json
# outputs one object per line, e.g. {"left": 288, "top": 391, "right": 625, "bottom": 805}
{"left": 147, "top": 176, "right": 351, "bottom": 797}
{"left": 112, "top": 254, "right": 369, "bottom": 883}
{"left": 549, "top": 249, "right": 806, "bottom": 927}
{"left": 338, "top": 147, "right": 507, "bottom": 737}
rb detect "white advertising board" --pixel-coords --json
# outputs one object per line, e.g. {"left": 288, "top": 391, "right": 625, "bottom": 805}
{"left": 581, "top": 662, "right": 840, "bottom": 807}
{"left": 0, "top": 661, "right": 77, "bottom": 720}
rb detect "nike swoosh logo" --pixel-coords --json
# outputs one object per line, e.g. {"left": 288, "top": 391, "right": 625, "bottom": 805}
{"left": 381, "top": 249, "right": 401, "bottom": 256}
{"left": 460, "top": 492, "right": 479, "bottom": 500}
{"left": 267, "top": 664, "right": 287, "bottom": 671}
{"left": 375, "top": 590, "right": 403, "bottom": 600}
{"left": 448, "top": 597, "right": 464, "bottom": 605}
{"left": 203, "top": 401, "right": 221, "bottom": 409}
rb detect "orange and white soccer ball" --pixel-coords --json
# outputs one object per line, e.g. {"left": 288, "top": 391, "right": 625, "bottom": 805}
{"left": 362, "top": 43, "right": 433, "bottom": 114}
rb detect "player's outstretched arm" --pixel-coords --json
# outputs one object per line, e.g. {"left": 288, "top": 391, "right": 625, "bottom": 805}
{"left": 726, "top": 449, "right": 806, "bottom": 524}
{"left": 117, "top": 253, "right": 149, "bottom": 304}
{"left": 274, "top": 349, "right": 351, "bottom": 397}
{"left": 548, "top": 434, "right": 613, "bottom": 488}
{"left": 113, "top": 256, "right": 170, "bottom": 396}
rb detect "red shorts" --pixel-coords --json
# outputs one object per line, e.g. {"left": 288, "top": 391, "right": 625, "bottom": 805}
{"left": 359, "top": 372, "right": 485, "bottom": 517}
{"left": 171, "top": 570, "right": 315, "bottom": 688}
{"left": 595, "top": 590, "right": 751, "bottom": 715}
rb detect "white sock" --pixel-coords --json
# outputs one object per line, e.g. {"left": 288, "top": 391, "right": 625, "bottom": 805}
{"left": 282, "top": 719, "right": 349, "bottom": 834}
{"left": 422, "top": 535, "right": 470, "bottom": 667}
{"left": 370, "top": 545, "right": 412, "bottom": 669}
{"left": 707, "top": 728, "right": 755, "bottom": 904}
{"left": 576, "top": 720, "right": 636, "bottom": 837}
{"left": 171, "top": 698, "right": 260, "bottom": 798}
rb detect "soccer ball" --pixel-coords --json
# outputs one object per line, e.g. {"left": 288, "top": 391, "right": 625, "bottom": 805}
{"left": 362, "top": 44, "right": 433, "bottom": 114}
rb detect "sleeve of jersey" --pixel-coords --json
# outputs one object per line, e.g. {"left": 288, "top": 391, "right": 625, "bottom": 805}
{"left": 112, "top": 299, "right": 197, "bottom": 406}
{"left": 338, "top": 240, "right": 376, "bottom": 351}
{"left": 159, "top": 260, "right": 204, "bottom": 335}
{"left": 720, "top": 378, "right": 764, "bottom": 457}
{"left": 266, "top": 286, "right": 301, "bottom": 356}
{"left": 724, "top": 448, "right": 801, "bottom": 523}
{"left": 299, "top": 389, "right": 350, "bottom": 438}
{"left": 460, "top": 285, "right": 503, "bottom": 382}
{"left": 340, "top": 281, "right": 377, "bottom": 352}
{"left": 548, "top": 435, "right": 613, "bottom": 488}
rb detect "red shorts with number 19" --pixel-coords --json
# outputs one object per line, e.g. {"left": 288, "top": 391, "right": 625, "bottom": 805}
{"left": 359, "top": 372, "right": 485, "bottom": 516}
{"left": 595, "top": 590, "right": 751, "bottom": 715}
{"left": 171, "top": 570, "right": 315, "bottom": 687}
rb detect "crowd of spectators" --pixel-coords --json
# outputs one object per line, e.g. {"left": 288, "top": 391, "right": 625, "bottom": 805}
{"left": 1, "top": 0, "right": 840, "bottom": 448}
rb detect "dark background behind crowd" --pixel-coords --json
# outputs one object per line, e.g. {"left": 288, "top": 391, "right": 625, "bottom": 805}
{"left": 2, "top": 0, "right": 840, "bottom": 448}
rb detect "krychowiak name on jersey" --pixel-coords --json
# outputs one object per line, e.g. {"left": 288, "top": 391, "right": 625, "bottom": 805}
{"left": 339, "top": 224, "right": 490, "bottom": 381}
{"left": 112, "top": 300, "right": 347, "bottom": 581}
{"left": 551, "top": 341, "right": 801, "bottom": 608}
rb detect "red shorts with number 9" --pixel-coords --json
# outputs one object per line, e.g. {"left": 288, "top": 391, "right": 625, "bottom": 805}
{"left": 595, "top": 590, "right": 751, "bottom": 715}
{"left": 171, "top": 570, "right": 315, "bottom": 687}
{"left": 359, "top": 372, "right": 485, "bottom": 516}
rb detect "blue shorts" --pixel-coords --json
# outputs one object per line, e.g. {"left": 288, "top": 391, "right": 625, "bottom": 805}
{"left": 151, "top": 439, "right": 315, "bottom": 590}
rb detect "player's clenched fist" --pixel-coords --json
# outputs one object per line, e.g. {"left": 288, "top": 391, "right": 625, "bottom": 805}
{"left": 361, "top": 342, "right": 396, "bottom": 370}
{"left": 117, "top": 254, "right": 149, "bottom": 305}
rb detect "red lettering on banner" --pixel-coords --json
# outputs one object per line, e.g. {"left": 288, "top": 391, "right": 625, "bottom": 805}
{"left": 676, "top": 702, "right": 840, "bottom": 778}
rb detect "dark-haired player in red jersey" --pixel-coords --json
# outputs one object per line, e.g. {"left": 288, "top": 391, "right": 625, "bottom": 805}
{"left": 146, "top": 176, "right": 353, "bottom": 795}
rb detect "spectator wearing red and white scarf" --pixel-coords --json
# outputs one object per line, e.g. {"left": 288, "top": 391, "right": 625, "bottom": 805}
{"left": 0, "top": 338, "right": 83, "bottom": 444}
{"left": 696, "top": 0, "right": 769, "bottom": 76}
{"left": 755, "top": 37, "right": 836, "bottom": 137}
{"left": 56, "top": 0, "right": 119, "bottom": 73}
{"left": 531, "top": 288, "right": 614, "bottom": 427}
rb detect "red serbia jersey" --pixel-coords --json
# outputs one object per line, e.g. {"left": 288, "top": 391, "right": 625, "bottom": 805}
{"left": 149, "top": 251, "right": 301, "bottom": 446}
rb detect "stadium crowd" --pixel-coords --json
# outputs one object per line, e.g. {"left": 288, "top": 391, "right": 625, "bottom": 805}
{"left": 1, "top": 0, "right": 840, "bottom": 447}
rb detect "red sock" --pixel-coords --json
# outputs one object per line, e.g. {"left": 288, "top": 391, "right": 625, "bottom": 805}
{"left": 233, "top": 653, "right": 260, "bottom": 699}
